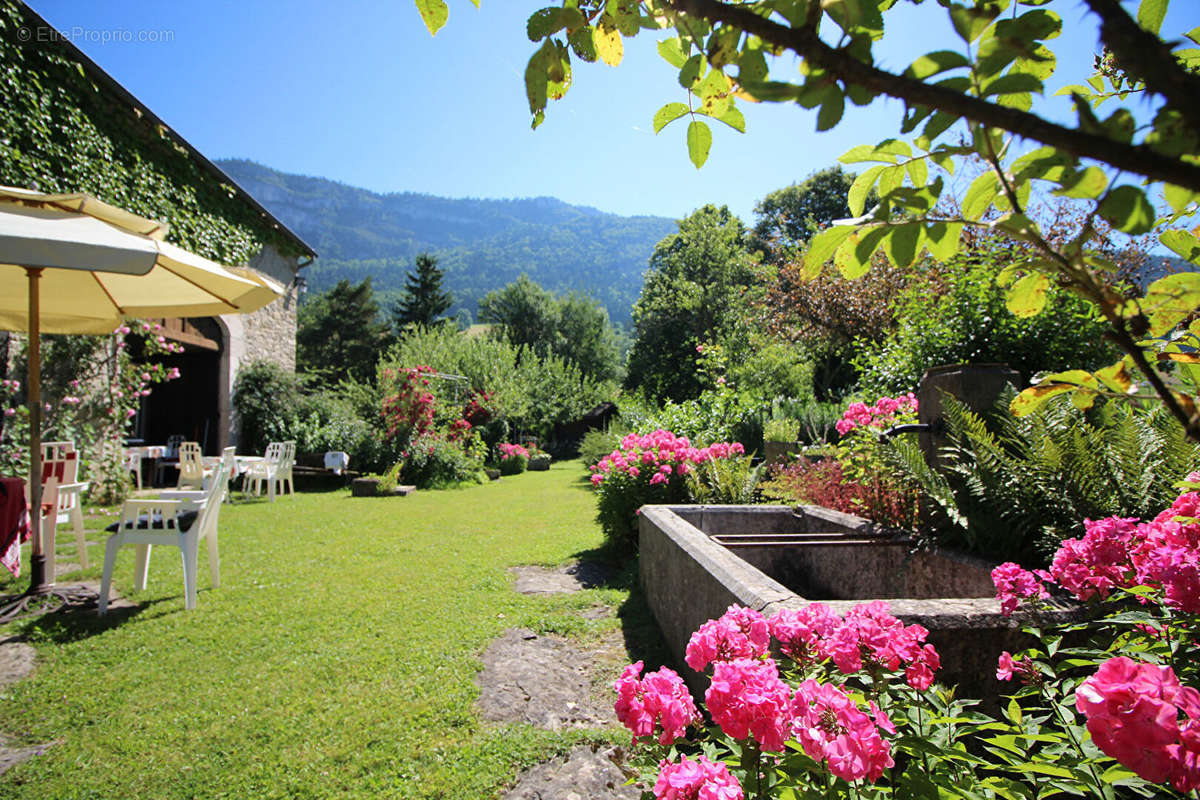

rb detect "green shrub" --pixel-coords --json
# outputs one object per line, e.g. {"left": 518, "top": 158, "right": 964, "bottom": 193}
{"left": 528, "top": 453, "right": 552, "bottom": 471}
{"left": 578, "top": 427, "right": 626, "bottom": 469}
{"left": 684, "top": 455, "right": 762, "bottom": 504}
{"left": 883, "top": 390, "right": 1200, "bottom": 564}
{"left": 763, "top": 417, "right": 800, "bottom": 442}
{"left": 853, "top": 249, "right": 1115, "bottom": 396}
{"left": 232, "top": 361, "right": 306, "bottom": 455}
{"left": 499, "top": 454, "right": 528, "bottom": 475}
{"left": 400, "top": 434, "right": 485, "bottom": 489}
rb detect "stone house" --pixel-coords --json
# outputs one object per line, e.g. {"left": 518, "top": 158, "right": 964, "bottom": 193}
{"left": 0, "top": 1, "right": 317, "bottom": 453}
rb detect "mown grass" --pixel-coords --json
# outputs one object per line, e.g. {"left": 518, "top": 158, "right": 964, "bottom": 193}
{"left": 0, "top": 462, "right": 668, "bottom": 799}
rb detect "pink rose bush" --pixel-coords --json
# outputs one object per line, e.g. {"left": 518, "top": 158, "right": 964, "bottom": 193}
{"left": 590, "top": 429, "right": 746, "bottom": 550}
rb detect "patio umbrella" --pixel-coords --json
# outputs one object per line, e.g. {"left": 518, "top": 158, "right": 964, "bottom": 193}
{"left": 0, "top": 185, "right": 285, "bottom": 602}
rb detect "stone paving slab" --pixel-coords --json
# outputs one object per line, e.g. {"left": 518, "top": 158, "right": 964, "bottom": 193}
{"left": 509, "top": 561, "right": 616, "bottom": 595}
{"left": 501, "top": 745, "right": 641, "bottom": 800}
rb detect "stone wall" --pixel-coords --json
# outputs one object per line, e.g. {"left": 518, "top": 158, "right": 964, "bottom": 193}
{"left": 639, "top": 504, "right": 1081, "bottom": 706}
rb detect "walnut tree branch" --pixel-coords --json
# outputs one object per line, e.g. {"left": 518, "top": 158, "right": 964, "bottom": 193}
{"left": 662, "top": 0, "right": 1200, "bottom": 192}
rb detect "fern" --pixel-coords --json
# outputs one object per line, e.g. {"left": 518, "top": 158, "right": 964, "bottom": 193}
{"left": 882, "top": 390, "right": 1200, "bottom": 565}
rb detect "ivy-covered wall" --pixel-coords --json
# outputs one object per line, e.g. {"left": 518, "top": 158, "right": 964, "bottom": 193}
{"left": 0, "top": 0, "right": 304, "bottom": 264}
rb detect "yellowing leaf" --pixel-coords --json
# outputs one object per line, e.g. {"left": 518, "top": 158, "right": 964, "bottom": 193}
{"left": 653, "top": 102, "right": 689, "bottom": 134}
{"left": 1006, "top": 272, "right": 1051, "bottom": 317}
{"left": 802, "top": 225, "right": 856, "bottom": 278}
{"left": 415, "top": 0, "right": 449, "bottom": 35}
{"left": 595, "top": 22, "right": 624, "bottom": 66}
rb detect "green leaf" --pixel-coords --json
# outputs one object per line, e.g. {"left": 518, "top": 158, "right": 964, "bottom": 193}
{"left": 1006, "top": 272, "right": 1051, "bottom": 317}
{"left": 816, "top": 89, "right": 845, "bottom": 132}
{"left": 714, "top": 104, "right": 746, "bottom": 133}
{"left": 840, "top": 144, "right": 891, "bottom": 164}
{"left": 568, "top": 27, "right": 598, "bottom": 62}
{"left": 962, "top": 171, "right": 1001, "bottom": 220}
{"left": 679, "top": 54, "right": 705, "bottom": 89}
{"left": 1053, "top": 166, "right": 1108, "bottom": 199}
{"left": 849, "top": 165, "right": 885, "bottom": 216}
{"left": 415, "top": 0, "right": 449, "bottom": 35}
{"left": 908, "top": 157, "right": 929, "bottom": 187}
{"left": 687, "top": 120, "right": 712, "bottom": 168}
{"left": 925, "top": 221, "right": 963, "bottom": 261}
{"left": 905, "top": 50, "right": 970, "bottom": 80}
{"left": 949, "top": 2, "right": 1000, "bottom": 42}
{"left": 1143, "top": 272, "right": 1200, "bottom": 335}
{"left": 653, "top": 102, "right": 689, "bottom": 134}
{"left": 884, "top": 223, "right": 924, "bottom": 268}
{"left": 1161, "top": 230, "right": 1200, "bottom": 267}
{"left": 1164, "top": 183, "right": 1199, "bottom": 214}
{"left": 1137, "top": 0, "right": 1167, "bottom": 34}
{"left": 657, "top": 38, "right": 688, "bottom": 68}
{"left": 595, "top": 21, "right": 624, "bottom": 66}
{"left": 1098, "top": 185, "right": 1156, "bottom": 234}
{"left": 835, "top": 226, "right": 888, "bottom": 279}
{"left": 803, "top": 226, "right": 856, "bottom": 278}
{"left": 527, "top": 7, "right": 564, "bottom": 41}
{"left": 982, "top": 73, "right": 1043, "bottom": 97}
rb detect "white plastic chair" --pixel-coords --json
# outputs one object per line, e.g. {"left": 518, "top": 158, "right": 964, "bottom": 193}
{"left": 32, "top": 450, "right": 90, "bottom": 569}
{"left": 176, "top": 442, "right": 206, "bottom": 489}
{"left": 245, "top": 441, "right": 294, "bottom": 501}
{"left": 99, "top": 458, "right": 230, "bottom": 613}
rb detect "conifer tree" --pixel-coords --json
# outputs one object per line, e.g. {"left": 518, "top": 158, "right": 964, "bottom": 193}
{"left": 393, "top": 253, "right": 453, "bottom": 331}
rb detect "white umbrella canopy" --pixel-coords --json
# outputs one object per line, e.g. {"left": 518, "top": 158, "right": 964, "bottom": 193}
{"left": 0, "top": 185, "right": 285, "bottom": 600}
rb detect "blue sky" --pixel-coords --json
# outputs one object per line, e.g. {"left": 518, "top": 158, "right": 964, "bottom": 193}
{"left": 26, "top": 1, "right": 1188, "bottom": 224}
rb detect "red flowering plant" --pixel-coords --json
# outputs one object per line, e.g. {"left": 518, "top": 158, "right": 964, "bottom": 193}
{"left": 761, "top": 395, "right": 922, "bottom": 528}
{"left": 379, "top": 365, "right": 437, "bottom": 445}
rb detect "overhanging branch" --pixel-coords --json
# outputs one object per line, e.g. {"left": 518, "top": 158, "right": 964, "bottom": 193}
{"left": 662, "top": 0, "right": 1200, "bottom": 192}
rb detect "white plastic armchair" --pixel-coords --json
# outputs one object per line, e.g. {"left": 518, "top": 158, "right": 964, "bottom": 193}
{"left": 33, "top": 450, "right": 90, "bottom": 569}
{"left": 176, "top": 442, "right": 206, "bottom": 489}
{"left": 99, "top": 458, "right": 230, "bottom": 613}
{"left": 245, "top": 441, "right": 294, "bottom": 501}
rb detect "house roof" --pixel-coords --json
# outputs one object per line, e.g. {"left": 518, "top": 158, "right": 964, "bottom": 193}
{"left": 18, "top": 1, "right": 318, "bottom": 260}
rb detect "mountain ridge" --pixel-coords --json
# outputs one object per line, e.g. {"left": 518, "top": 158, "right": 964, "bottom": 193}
{"left": 216, "top": 159, "right": 676, "bottom": 324}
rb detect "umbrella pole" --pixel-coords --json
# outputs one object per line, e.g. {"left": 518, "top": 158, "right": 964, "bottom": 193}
{"left": 26, "top": 267, "right": 49, "bottom": 594}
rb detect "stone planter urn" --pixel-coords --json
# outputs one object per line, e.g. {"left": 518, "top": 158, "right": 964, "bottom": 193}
{"left": 351, "top": 477, "right": 414, "bottom": 497}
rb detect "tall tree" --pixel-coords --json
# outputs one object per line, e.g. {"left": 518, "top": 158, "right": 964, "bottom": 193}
{"left": 297, "top": 278, "right": 391, "bottom": 384}
{"left": 392, "top": 252, "right": 453, "bottom": 331}
{"left": 556, "top": 291, "right": 621, "bottom": 383}
{"left": 478, "top": 274, "right": 561, "bottom": 354}
{"left": 750, "top": 167, "right": 860, "bottom": 262}
{"left": 625, "top": 205, "right": 759, "bottom": 402}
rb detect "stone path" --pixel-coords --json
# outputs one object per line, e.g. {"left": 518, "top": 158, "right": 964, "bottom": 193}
{"left": 485, "top": 560, "right": 646, "bottom": 799}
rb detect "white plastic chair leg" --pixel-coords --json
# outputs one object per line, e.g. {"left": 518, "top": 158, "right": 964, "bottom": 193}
{"left": 181, "top": 540, "right": 199, "bottom": 611}
{"left": 99, "top": 537, "right": 120, "bottom": 615}
{"left": 70, "top": 505, "right": 88, "bottom": 569}
{"left": 133, "top": 544, "right": 152, "bottom": 591}
{"left": 206, "top": 531, "right": 220, "bottom": 588}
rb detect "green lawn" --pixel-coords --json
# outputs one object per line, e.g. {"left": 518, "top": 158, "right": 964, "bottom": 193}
{"left": 0, "top": 462, "right": 664, "bottom": 799}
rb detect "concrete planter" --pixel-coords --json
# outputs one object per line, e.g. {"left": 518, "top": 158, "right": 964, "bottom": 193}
{"left": 638, "top": 504, "right": 1080, "bottom": 705}
{"left": 528, "top": 455, "right": 551, "bottom": 471}
{"left": 350, "top": 477, "right": 415, "bottom": 497}
{"left": 762, "top": 440, "right": 800, "bottom": 465}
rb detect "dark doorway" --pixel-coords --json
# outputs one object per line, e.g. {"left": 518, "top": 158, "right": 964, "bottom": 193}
{"left": 129, "top": 318, "right": 224, "bottom": 454}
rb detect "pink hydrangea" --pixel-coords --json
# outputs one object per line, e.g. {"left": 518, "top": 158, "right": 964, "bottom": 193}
{"left": 1076, "top": 657, "right": 1200, "bottom": 790}
{"left": 991, "top": 562, "right": 1051, "bottom": 616}
{"left": 685, "top": 605, "right": 770, "bottom": 671}
{"left": 791, "top": 679, "right": 894, "bottom": 782}
{"left": 613, "top": 661, "right": 700, "bottom": 745}
{"left": 705, "top": 658, "right": 795, "bottom": 753}
{"left": 653, "top": 755, "right": 743, "bottom": 800}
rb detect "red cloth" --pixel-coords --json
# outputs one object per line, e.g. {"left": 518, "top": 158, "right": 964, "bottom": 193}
{"left": 0, "top": 477, "right": 31, "bottom": 578}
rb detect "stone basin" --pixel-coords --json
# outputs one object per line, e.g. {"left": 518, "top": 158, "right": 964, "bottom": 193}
{"left": 638, "top": 504, "right": 1079, "bottom": 704}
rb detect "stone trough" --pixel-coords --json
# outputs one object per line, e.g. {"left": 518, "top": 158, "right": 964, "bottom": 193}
{"left": 639, "top": 504, "right": 1077, "bottom": 703}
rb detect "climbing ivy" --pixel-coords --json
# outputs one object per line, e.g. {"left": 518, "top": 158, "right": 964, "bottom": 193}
{"left": 0, "top": 0, "right": 303, "bottom": 263}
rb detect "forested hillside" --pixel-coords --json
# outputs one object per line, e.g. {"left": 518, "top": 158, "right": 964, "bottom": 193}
{"left": 217, "top": 159, "right": 676, "bottom": 325}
